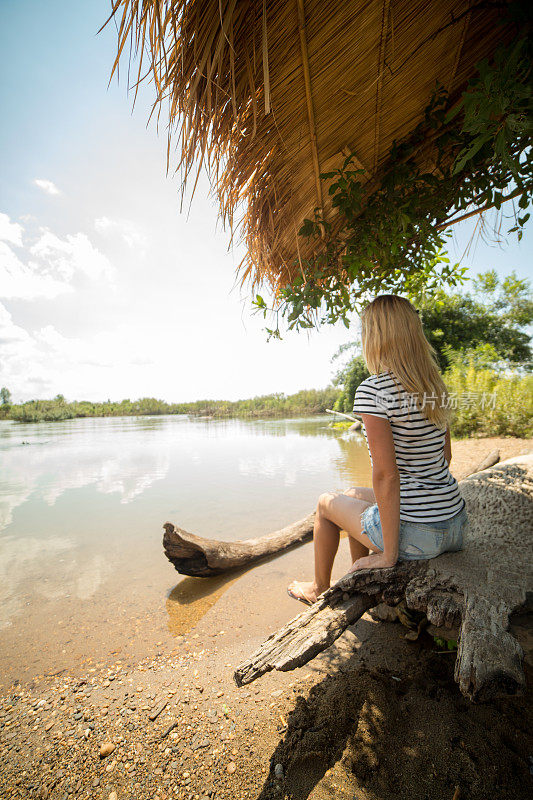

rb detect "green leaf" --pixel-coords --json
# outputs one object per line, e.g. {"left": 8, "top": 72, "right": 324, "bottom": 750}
{"left": 452, "top": 134, "right": 492, "bottom": 175}
{"left": 444, "top": 102, "right": 463, "bottom": 124}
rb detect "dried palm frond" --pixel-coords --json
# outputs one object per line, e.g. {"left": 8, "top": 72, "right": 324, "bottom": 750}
{"left": 101, "top": 0, "right": 514, "bottom": 295}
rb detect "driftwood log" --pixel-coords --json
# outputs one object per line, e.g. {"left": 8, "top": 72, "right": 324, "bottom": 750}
{"left": 163, "top": 449, "right": 499, "bottom": 577}
{"left": 163, "top": 513, "right": 315, "bottom": 577}
{"left": 234, "top": 455, "right": 533, "bottom": 702}
{"left": 463, "top": 447, "right": 500, "bottom": 477}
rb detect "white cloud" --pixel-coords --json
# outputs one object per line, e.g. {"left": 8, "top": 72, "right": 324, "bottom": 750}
{"left": 0, "top": 213, "right": 23, "bottom": 246}
{"left": 0, "top": 302, "right": 32, "bottom": 347}
{"left": 94, "top": 216, "right": 147, "bottom": 250}
{"left": 0, "top": 241, "right": 73, "bottom": 300}
{"left": 0, "top": 301, "right": 156, "bottom": 400}
{"left": 30, "top": 229, "right": 115, "bottom": 281}
{"left": 34, "top": 178, "right": 61, "bottom": 196}
{"left": 0, "top": 214, "right": 115, "bottom": 300}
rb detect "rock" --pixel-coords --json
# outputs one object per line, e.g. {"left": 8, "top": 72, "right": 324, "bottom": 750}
{"left": 99, "top": 742, "right": 116, "bottom": 759}
{"left": 369, "top": 602, "right": 398, "bottom": 623}
{"left": 274, "top": 763, "right": 284, "bottom": 779}
{"left": 191, "top": 737, "right": 210, "bottom": 751}
{"left": 148, "top": 701, "right": 167, "bottom": 721}
{"left": 109, "top": 793, "right": 117, "bottom": 800}
{"left": 226, "top": 762, "right": 236, "bottom": 774}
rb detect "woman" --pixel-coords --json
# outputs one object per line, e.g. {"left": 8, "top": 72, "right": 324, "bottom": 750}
{"left": 287, "top": 294, "right": 468, "bottom": 606}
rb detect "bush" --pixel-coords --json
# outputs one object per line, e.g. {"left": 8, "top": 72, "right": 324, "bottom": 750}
{"left": 444, "top": 347, "right": 533, "bottom": 438}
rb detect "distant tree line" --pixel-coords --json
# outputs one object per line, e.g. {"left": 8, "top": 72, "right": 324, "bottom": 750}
{"left": 0, "top": 387, "right": 341, "bottom": 424}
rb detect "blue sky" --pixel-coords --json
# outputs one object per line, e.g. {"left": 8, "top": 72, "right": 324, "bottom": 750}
{"left": 1, "top": 0, "right": 531, "bottom": 403}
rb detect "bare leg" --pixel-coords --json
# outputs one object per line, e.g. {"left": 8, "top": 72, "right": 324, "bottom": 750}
{"left": 343, "top": 487, "right": 376, "bottom": 561}
{"left": 313, "top": 500, "right": 341, "bottom": 594}
{"left": 348, "top": 533, "right": 368, "bottom": 563}
{"left": 288, "top": 487, "right": 377, "bottom": 604}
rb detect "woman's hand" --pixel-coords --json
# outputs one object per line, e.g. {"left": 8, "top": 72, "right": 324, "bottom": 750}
{"left": 348, "top": 552, "right": 397, "bottom": 572}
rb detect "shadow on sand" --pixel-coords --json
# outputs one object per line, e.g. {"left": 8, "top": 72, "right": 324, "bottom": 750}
{"left": 253, "top": 616, "right": 533, "bottom": 800}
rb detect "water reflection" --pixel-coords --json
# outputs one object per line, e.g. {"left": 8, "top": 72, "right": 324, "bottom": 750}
{"left": 165, "top": 569, "right": 247, "bottom": 636}
{"left": 0, "top": 414, "right": 371, "bottom": 680}
{"left": 0, "top": 533, "right": 73, "bottom": 628}
{"left": 0, "top": 418, "right": 171, "bottom": 530}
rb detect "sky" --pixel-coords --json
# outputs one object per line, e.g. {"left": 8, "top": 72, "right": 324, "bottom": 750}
{"left": 1, "top": 1, "right": 531, "bottom": 404}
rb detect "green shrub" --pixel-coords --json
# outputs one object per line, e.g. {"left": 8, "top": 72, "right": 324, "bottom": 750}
{"left": 444, "top": 347, "right": 533, "bottom": 437}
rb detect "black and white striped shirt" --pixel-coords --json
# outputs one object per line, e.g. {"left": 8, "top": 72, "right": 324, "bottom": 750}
{"left": 352, "top": 371, "right": 465, "bottom": 523}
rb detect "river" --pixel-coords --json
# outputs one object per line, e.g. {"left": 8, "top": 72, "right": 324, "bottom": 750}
{"left": 0, "top": 414, "right": 371, "bottom": 687}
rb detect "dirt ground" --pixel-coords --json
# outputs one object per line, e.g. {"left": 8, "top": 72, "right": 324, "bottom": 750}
{"left": 1, "top": 437, "right": 532, "bottom": 800}
{"left": 448, "top": 436, "right": 532, "bottom": 481}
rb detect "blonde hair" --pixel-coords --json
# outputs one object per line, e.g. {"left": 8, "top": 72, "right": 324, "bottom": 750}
{"left": 360, "top": 294, "right": 449, "bottom": 429}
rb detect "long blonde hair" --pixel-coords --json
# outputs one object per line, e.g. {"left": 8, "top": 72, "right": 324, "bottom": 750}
{"left": 360, "top": 294, "right": 449, "bottom": 429}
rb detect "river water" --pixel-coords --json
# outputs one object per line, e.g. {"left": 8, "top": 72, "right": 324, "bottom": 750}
{"left": 0, "top": 414, "right": 371, "bottom": 687}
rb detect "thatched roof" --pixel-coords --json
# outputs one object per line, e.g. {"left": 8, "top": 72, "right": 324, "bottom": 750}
{"left": 105, "top": 1, "right": 514, "bottom": 297}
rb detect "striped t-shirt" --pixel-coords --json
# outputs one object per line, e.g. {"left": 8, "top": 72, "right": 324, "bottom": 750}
{"left": 352, "top": 371, "right": 465, "bottom": 523}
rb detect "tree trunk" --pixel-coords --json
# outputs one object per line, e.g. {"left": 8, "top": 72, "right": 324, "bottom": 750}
{"left": 163, "top": 513, "right": 315, "bottom": 577}
{"left": 233, "top": 455, "right": 533, "bottom": 702}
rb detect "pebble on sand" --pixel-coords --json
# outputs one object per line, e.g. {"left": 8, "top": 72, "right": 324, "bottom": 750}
{"left": 99, "top": 742, "right": 116, "bottom": 759}
{"left": 226, "top": 762, "right": 236, "bottom": 774}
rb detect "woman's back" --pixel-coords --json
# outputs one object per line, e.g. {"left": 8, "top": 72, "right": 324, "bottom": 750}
{"left": 353, "top": 370, "right": 465, "bottom": 523}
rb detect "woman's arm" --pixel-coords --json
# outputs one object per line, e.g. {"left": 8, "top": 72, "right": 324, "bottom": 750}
{"left": 349, "top": 413, "right": 400, "bottom": 571}
{"left": 444, "top": 425, "right": 452, "bottom": 466}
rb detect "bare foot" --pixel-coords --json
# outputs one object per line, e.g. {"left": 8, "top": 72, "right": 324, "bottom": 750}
{"left": 287, "top": 579, "right": 328, "bottom": 605}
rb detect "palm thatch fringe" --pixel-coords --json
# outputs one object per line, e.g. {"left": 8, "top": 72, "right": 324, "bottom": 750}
{"left": 102, "top": 1, "right": 514, "bottom": 294}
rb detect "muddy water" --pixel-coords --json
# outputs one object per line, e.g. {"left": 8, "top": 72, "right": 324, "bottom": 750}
{"left": 0, "top": 414, "right": 371, "bottom": 687}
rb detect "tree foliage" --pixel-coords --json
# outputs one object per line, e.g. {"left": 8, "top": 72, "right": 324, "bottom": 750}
{"left": 444, "top": 346, "right": 533, "bottom": 437}
{"left": 2, "top": 388, "right": 342, "bottom": 424}
{"left": 414, "top": 270, "right": 533, "bottom": 370}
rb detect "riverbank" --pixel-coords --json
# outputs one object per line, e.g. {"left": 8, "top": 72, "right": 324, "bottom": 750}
{"left": 1, "top": 436, "right": 532, "bottom": 800}
{"left": 0, "top": 387, "right": 340, "bottom": 424}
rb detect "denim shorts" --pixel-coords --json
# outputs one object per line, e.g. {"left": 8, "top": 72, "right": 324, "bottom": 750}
{"left": 360, "top": 503, "right": 468, "bottom": 561}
